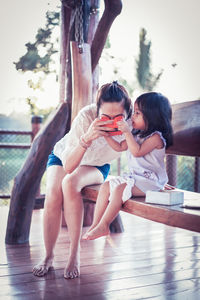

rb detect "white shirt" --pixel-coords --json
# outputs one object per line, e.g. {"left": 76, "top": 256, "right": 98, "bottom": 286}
{"left": 53, "top": 103, "right": 128, "bottom": 167}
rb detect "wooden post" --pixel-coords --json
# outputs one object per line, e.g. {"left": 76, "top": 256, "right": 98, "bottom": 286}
{"left": 194, "top": 157, "right": 200, "bottom": 192}
{"left": 70, "top": 42, "right": 92, "bottom": 122}
{"left": 166, "top": 154, "right": 177, "bottom": 187}
{"left": 31, "top": 115, "right": 43, "bottom": 141}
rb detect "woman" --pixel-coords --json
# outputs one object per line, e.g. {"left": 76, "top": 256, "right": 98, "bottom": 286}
{"left": 32, "top": 81, "right": 132, "bottom": 279}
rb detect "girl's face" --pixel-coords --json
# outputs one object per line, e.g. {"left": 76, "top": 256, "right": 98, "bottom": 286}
{"left": 132, "top": 102, "right": 146, "bottom": 130}
{"left": 99, "top": 101, "right": 125, "bottom": 119}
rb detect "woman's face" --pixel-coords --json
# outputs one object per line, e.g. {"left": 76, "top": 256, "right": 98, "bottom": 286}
{"left": 99, "top": 102, "right": 125, "bottom": 119}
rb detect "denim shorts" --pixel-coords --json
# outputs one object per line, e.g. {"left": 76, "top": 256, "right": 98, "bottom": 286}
{"left": 46, "top": 152, "right": 110, "bottom": 180}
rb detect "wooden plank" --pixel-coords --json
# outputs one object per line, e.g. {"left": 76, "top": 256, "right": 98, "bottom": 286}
{"left": 0, "top": 143, "right": 31, "bottom": 149}
{"left": 1, "top": 208, "right": 200, "bottom": 299}
{"left": 0, "top": 130, "right": 32, "bottom": 135}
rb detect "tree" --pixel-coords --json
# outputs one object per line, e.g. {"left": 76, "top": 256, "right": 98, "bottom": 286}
{"left": 14, "top": 10, "right": 59, "bottom": 75}
{"left": 6, "top": 0, "right": 123, "bottom": 245}
{"left": 136, "top": 28, "right": 163, "bottom": 91}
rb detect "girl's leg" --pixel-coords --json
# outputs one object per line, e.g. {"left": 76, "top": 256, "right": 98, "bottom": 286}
{"left": 85, "top": 183, "right": 127, "bottom": 240}
{"left": 82, "top": 181, "right": 110, "bottom": 238}
{"left": 62, "top": 165, "right": 104, "bottom": 279}
{"left": 33, "top": 165, "right": 65, "bottom": 276}
{"left": 85, "top": 184, "right": 145, "bottom": 240}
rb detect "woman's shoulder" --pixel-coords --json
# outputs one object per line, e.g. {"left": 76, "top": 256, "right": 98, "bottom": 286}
{"left": 79, "top": 103, "right": 97, "bottom": 119}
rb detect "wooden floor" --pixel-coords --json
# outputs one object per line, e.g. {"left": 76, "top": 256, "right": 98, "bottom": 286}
{"left": 0, "top": 207, "right": 200, "bottom": 300}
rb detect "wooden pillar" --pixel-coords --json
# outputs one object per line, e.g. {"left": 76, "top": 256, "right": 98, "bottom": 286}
{"left": 166, "top": 154, "right": 177, "bottom": 187}
{"left": 194, "top": 157, "right": 200, "bottom": 192}
{"left": 31, "top": 115, "right": 43, "bottom": 141}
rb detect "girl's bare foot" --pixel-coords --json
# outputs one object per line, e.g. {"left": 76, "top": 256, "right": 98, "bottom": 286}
{"left": 64, "top": 252, "right": 80, "bottom": 279}
{"left": 32, "top": 255, "right": 54, "bottom": 277}
{"left": 82, "top": 223, "right": 97, "bottom": 240}
{"left": 84, "top": 223, "right": 110, "bottom": 240}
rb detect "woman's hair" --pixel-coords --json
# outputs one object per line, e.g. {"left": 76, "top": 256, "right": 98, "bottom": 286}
{"left": 96, "top": 81, "right": 133, "bottom": 119}
{"left": 134, "top": 92, "right": 173, "bottom": 148}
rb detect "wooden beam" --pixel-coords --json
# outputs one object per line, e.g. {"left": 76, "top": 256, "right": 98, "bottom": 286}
{"left": 167, "top": 100, "right": 200, "bottom": 157}
{"left": 59, "top": 5, "right": 72, "bottom": 102}
{"left": 91, "top": 0, "right": 122, "bottom": 72}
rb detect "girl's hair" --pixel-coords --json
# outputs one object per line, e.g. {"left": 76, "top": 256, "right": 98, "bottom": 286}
{"left": 96, "top": 81, "right": 133, "bottom": 119}
{"left": 134, "top": 92, "right": 173, "bottom": 148}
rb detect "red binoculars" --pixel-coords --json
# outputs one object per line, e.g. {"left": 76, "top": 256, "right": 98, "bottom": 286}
{"left": 100, "top": 115, "right": 123, "bottom": 136}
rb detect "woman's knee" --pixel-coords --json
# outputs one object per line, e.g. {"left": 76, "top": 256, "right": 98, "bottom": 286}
{"left": 45, "top": 183, "right": 63, "bottom": 210}
{"left": 62, "top": 173, "right": 80, "bottom": 194}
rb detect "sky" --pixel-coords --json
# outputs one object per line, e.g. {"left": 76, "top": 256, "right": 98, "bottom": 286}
{"left": 0, "top": 0, "right": 200, "bottom": 115}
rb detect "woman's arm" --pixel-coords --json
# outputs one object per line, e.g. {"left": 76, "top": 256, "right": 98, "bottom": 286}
{"left": 62, "top": 118, "right": 113, "bottom": 173}
{"left": 104, "top": 136, "right": 128, "bottom": 152}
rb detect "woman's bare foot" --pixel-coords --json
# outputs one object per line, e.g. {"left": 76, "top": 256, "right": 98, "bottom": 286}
{"left": 64, "top": 252, "right": 80, "bottom": 279}
{"left": 32, "top": 255, "right": 54, "bottom": 277}
{"left": 83, "top": 223, "right": 110, "bottom": 240}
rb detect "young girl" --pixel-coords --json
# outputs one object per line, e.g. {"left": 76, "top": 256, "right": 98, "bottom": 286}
{"left": 83, "top": 92, "right": 173, "bottom": 240}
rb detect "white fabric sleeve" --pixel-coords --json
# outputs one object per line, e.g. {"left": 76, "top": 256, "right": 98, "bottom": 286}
{"left": 53, "top": 108, "right": 92, "bottom": 165}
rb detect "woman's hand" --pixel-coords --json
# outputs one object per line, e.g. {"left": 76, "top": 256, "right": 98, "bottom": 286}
{"left": 117, "top": 120, "right": 131, "bottom": 133}
{"left": 83, "top": 118, "right": 113, "bottom": 144}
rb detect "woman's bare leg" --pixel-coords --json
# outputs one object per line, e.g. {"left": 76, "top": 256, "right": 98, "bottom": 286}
{"left": 33, "top": 165, "right": 65, "bottom": 276}
{"left": 85, "top": 184, "right": 145, "bottom": 240}
{"left": 62, "top": 165, "right": 104, "bottom": 279}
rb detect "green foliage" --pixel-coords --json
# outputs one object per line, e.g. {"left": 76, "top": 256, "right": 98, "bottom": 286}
{"left": 14, "top": 11, "right": 60, "bottom": 74}
{"left": 136, "top": 28, "right": 163, "bottom": 91}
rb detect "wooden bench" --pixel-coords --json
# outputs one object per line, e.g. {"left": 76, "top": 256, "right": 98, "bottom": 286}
{"left": 81, "top": 183, "right": 200, "bottom": 233}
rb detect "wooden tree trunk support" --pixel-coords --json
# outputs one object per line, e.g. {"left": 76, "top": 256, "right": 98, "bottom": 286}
{"left": 5, "top": 103, "right": 70, "bottom": 244}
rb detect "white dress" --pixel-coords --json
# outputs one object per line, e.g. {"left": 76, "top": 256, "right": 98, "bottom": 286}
{"left": 109, "top": 131, "right": 168, "bottom": 202}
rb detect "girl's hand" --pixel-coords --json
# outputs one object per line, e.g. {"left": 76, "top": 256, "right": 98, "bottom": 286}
{"left": 83, "top": 118, "right": 113, "bottom": 144}
{"left": 117, "top": 120, "right": 130, "bottom": 133}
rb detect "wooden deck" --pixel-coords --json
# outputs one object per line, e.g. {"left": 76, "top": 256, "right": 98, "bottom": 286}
{"left": 1, "top": 206, "right": 200, "bottom": 299}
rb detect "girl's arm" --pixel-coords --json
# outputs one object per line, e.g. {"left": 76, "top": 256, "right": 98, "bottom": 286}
{"left": 117, "top": 120, "right": 164, "bottom": 157}
{"left": 124, "top": 131, "right": 164, "bottom": 157}
{"left": 104, "top": 136, "right": 128, "bottom": 152}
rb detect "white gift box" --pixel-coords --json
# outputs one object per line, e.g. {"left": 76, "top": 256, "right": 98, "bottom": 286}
{"left": 145, "top": 190, "right": 184, "bottom": 206}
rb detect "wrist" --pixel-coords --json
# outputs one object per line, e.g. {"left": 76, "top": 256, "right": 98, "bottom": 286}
{"left": 82, "top": 133, "right": 92, "bottom": 145}
{"left": 79, "top": 135, "right": 92, "bottom": 149}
